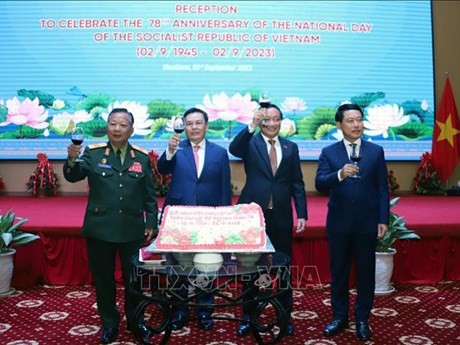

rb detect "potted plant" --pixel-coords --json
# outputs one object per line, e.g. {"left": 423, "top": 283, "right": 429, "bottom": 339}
{"left": 0, "top": 209, "right": 40, "bottom": 295}
{"left": 25, "top": 153, "right": 59, "bottom": 196}
{"left": 411, "top": 152, "right": 445, "bottom": 195}
{"left": 375, "top": 197, "right": 420, "bottom": 295}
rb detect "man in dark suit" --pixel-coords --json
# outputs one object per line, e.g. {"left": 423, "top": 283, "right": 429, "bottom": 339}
{"left": 64, "top": 108, "right": 158, "bottom": 344}
{"left": 157, "top": 107, "right": 232, "bottom": 331}
{"left": 315, "top": 103, "right": 389, "bottom": 342}
{"left": 229, "top": 103, "right": 307, "bottom": 337}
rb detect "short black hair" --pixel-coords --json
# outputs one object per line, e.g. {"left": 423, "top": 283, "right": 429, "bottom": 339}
{"left": 266, "top": 104, "right": 283, "bottom": 120}
{"left": 108, "top": 108, "right": 134, "bottom": 126}
{"left": 183, "top": 107, "right": 209, "bottom": 123}
{"left": 335, "top": 103, "right": 363, "bottom": 122}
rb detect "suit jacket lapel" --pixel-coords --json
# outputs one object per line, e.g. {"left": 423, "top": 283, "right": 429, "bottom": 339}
{"left": 358, "top": 140, "right": 367, "bottom": 174}
{"left": 335, "top": 141, "right": 349, "bottom": 164}
{"left": 255, "top": 134, "right": 273, "bottom": 176}
{"left": 277, "top": 137, "right": 290, "bottom": 174}
{"left": 184, "top": 141, "right": 197, "bottom": 177}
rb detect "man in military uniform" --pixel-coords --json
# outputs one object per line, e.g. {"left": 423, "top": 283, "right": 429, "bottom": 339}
{"left": 64, "top": 108, "right": 158, "bottom": 344}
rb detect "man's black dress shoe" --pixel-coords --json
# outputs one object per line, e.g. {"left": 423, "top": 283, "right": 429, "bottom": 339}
{"left": 137, "top": 322, "right": 153, "bottom": 340}
{"left": 323, "top": 319, "right": 349, "bottom": 336}
{"left": 356, "top": 321, "right": 371, "bottom": 341}
{"left": 171, "top": 315, "right": 187, "bottom": 331}
{"left": 198, "top": 315, "right": 214, "bottom": 330}
{"left": 101, "top": 327, "right": 118, "bottom": 344}
{"left": 237, "top": 322, "right": 251, "bottom": 337}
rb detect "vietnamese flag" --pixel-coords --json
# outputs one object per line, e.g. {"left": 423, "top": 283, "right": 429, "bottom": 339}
{"left": 431, "top": 76, "right": 460, "bottom": 182}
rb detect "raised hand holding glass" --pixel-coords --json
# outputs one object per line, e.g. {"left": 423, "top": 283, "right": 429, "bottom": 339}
{"left": 258, "top": 94, "right": 271, "bottom": 126}
{"left": 172, "top": 116, "right": 185, "bottom": 150}
{"left": 71, "top": 127, "right": 84, "bottom": 162}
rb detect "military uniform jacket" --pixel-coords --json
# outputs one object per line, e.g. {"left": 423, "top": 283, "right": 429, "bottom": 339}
{"left": 63, "top": 142, "right": 158, "bottom": 243}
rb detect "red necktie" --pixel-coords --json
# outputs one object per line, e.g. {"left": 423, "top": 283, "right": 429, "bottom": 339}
{"left": 193, "top": 145, "right": 200, "bottom": 173}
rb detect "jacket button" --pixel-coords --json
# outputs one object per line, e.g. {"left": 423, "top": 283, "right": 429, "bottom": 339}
{"left": 102, "top": 172, "right": 106, "bottom": 176}
{"left": 119, "top": 172, "right": 123, "bottom": 176}
{"left": 119, "top": 184, "right": 123, "bottom": 188}
{"left": 120, "top": 196, "right": 123, "bottom": 201}
{"left": 119, "top": 210, "right": 123, "bottom": 214}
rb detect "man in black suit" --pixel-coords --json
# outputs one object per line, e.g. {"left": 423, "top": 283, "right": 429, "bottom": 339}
{"left": 64, "top": 108, "right": 158, "bottom": 344}
{"left": 229, "top": 103, "right": 307, "bottom": 337}
{"left": 315, "top": 103, "right": 389, "bottom": 341}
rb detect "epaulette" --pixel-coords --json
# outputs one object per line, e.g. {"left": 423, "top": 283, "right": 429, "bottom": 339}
{"left": 88, "top": 143, "right": 107, "bottom": 150}
{"left": 131, "top": 144, "right": 149, "bottom": 156}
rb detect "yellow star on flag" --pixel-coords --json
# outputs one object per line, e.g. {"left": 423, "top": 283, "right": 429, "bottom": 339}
{"left": 436, "top": 113, "right": 460, "bottom": 147}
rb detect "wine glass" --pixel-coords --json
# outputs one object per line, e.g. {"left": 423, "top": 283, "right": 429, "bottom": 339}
{"left": 350, "top": 145, "right": 362, "bottom": 179}
{"left": 172, "top": 116, "right": 185, "bottom": 150}
{"left": 71, "top": 127, "right": 84, "bottom": 162}
{"left": 258, "top": 94, "right": 271, "bottom": 126}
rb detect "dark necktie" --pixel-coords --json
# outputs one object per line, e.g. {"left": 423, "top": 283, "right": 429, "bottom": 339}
{"left": 116, "top": 149, "right": 122, "bottom": 165}
{"left": 269, "top": 139, "right": 277, "bottom": 176}
{"left": 350, "top": 143, "right": 357, "bottom": 158}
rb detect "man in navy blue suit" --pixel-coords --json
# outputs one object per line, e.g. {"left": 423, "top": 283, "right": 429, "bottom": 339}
{"left": 315, "top": 103, "right": 389, "bottom": 342}
{"left": 229, "top": 103, "right": 307, "bottom": 337}
{"left": 157, "top": 107, "right": 232, "bottom": 331}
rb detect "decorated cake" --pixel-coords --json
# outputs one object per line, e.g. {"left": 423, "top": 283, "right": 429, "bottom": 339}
{"left": 156, "top": 203, "right": 266, "bottom": 251}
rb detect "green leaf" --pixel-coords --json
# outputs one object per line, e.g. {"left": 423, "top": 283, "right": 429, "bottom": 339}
{"left": 80, "top": 120, "right": 108, "bottom": 138}
{"left": 75, "top": 93, "right": 115, "bottom": 113}
{"left": 208, "top": 119, "right": 228, "bottom": 131}
{"left": 376, "top": 197, "right": 420, "bottom": 252}
{"left": 350, "top": 92, "right": 385, "bottom": 108}
{"left": 400, "top": 100, "right": 433, "bottom": 123}
{"left": 207, "top": 128, "right": 228, "bottom": 139}
{"left": 1, "top": 131, "right": 21, "bottom": 139}
{"left": 297, "top": 107, "right": 336, "bottom": 140}
{"left": 21, "top": 126, "right": 46, "bottom": 138}
{"left": 393, "top": 123, "right": 433, "bottom": 140}
{"left": 225, "top": 233, "right": 245, "bottom": 244}
{"left": 147, "top": 100, "right": 185, "bottom": 120}
{"left": 0, "top": 105, "right": 8, "bottom": 122}
{"left": 17, "top": 89, "right": 55, "bottom": 107}
{"left": 314, "top": 123, "right": 335, "bottom": 140}
{"left": 1, "top": 209, "right": 38, "bottom": 253}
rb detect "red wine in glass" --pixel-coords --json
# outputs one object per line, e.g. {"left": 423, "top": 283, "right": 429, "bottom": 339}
{"left": 71, "top": 127, "right": 84, "bottom": 162}
{"left": 350, "top": 155, "right": 361, "bottom": 164}
{"left": 71, "top": 127, "right": 84, "bottom": 144}
{"left": 173, "top": 116, "right": 185, "bottom": 133}
{"left": 350, "top": 146, "right": 362, "bottom": 179}
{"left": 71, "top": 137, "right": 84, "bottom": 145}
{"left": 172, "top": 116, "right": 185, "bottom": 149}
